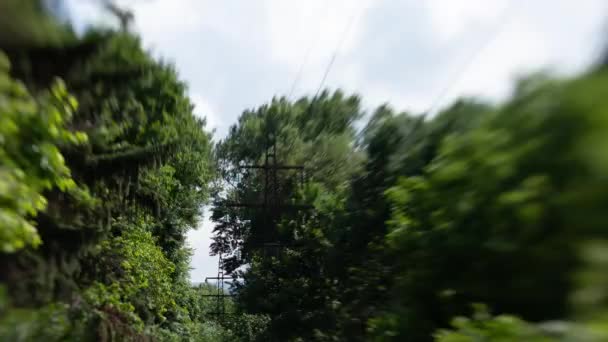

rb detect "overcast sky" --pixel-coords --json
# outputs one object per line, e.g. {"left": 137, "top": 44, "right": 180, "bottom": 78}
{"left": 67, "top": 0, "right": 606, "bottom": 282}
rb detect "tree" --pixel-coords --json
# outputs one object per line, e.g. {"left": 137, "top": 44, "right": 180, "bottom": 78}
{"left": 212, "top": 91, "right": 364, "bottom": 340}
{"left": 372, "top": 70, "right": 608, "bottom": 340}
{"left": 1, "top": 24, "right": 217, "bottom": 341}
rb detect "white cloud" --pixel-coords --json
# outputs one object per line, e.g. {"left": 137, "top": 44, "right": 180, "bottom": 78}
{"left": 125, "top": 0, "right": 206, "bottom": 34}
{"left": 431, "top": 0, "right": 607, "bottom": 111}
{"left": 186, "top": 211, "right": 219, "bottom": 283}
{"left": 332, "top": 0, "right": 607, "bottom": 114}
{"left": 262, "top": 0, "right": 373, "bottom": 66}
{"left": 66, "top": 0, "right": 118, "bottom": 32}
{"left": 190, "top": 93, "right": 224, "bottom": 137}
{"left": 425, "top": 0, "right": 510, "bottom": 42}
{"left": 430, "top": 8, "right": 551, "bottom": 109}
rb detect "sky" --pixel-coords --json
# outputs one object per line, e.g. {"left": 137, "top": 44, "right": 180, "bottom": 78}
{"left": 66, "top": 0, "right": 607, "bottom": 282}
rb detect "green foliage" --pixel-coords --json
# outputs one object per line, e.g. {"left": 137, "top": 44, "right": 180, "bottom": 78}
{"left": 568, "top": 241, "right": 608, "bottom": 340}
{"left": 0, "top": 0, "right": 74, "bottom": 48}
{"left": 372, "top": 70, "right": 608, "bottom": 340}
{"left": 0, "top": 52, "right": 87, "bottom": 253}
{"left": 94, "top": 221, "right": 176, "bottom": 323}
{"left": 4, "top": 5, "right": 608, "bottom": 341}
{"left": 212, "top": 91, "right": 363, "bottom": 340}
{"left": 141, "top": 283, "right": 269, "bottom": 342}
{"left": 213, "top": 64, "right": 608, "bottom": 341}
{"left": 434, "top": 305, "right": 554, "bottom": 342}
{"left": 434, "top": 243, "right": 608, "bottom": 342}
{"left": 0, "top": 301, "right": 73, "bottom": 341}
{"left": 0, "top": 304, "right": 107, "bottom": 342}
{"left": 0, "top": 284, "right": 98, "bottom": 342}
{"left": 1, "top": 24, "right": 215, "bottom": 341}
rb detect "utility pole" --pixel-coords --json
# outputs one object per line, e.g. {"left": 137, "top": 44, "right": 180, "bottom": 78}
{"left": 203, "top": 126, "right": 312, "bottom": 319}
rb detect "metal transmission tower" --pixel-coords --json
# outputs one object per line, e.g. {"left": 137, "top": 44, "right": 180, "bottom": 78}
{"left": 203, "top": 131, "right": 312, "bottom": 318}
{"left": 203, "top": 253, "right": 236, "bottom": 317}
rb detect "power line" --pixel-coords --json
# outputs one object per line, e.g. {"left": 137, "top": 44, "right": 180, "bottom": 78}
{"left": 314, "top": 4, "right": 363, "bottom": 99}
{"left": 287, "top": 1, "right": 330, "bottom": 101}
{"left": 424, "top": 0, "right": 518, "bottom": 115}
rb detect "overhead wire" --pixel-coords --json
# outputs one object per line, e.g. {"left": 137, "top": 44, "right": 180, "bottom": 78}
{"left": 314, "top": 3, "right": 364, "bottom": 99}
{"left": 424, "top": 0, "right": 519, "bottom": 116}
{"left": 287, "top": 1, "right": 330, "bottom": 101}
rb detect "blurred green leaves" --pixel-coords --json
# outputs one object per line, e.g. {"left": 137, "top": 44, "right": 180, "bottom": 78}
{"left": 0, "top": 0, "right": 74, "bottom": 49}
{"left": 373, "top": 69, "right": 608, "bottom": 341}
{"left": 0, "top": 52, "right": 87, "bottom": 253}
